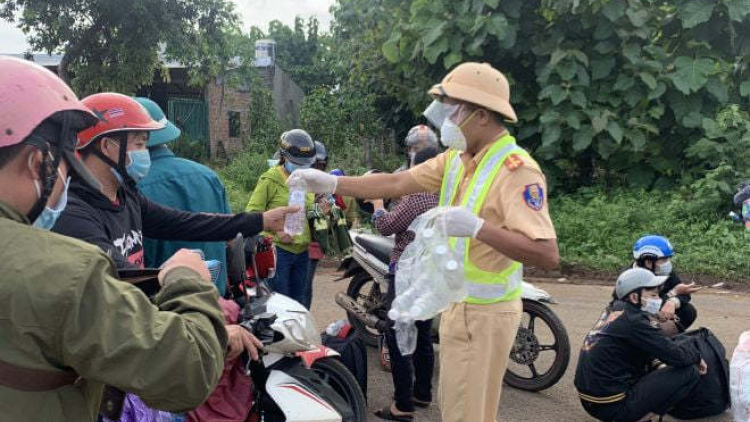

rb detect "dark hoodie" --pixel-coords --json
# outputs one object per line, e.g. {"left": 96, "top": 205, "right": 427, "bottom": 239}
{"left": 574, "top": 300, "right": 701, "bottom": 401}
{"left": 53, "top": 178, "right": 263, "bottom": 269}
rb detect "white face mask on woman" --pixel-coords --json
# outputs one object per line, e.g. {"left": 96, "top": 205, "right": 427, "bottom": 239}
{"left": 642, "top": 297, "right": 663, "bottom": 315}
{"left": 655, "top": 260, "right": 672, "bottom": 276}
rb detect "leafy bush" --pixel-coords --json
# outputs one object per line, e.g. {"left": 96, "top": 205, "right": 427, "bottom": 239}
{"left": 552, "top": 188, "right": 750, "bottom": 281}
{"left": 216, "top": 151, "right": 272, "bottom": 212}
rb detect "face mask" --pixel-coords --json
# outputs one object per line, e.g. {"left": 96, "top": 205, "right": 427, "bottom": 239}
{"left": 655, "top": 260, "right": 672, "bottom": 276}
{"left": 423, "top": 100, "right": 475, "bottom": 151}
{"left": 284, "top": 161, "right": 303, "bottom": 174}
{"left": 642, "top": 297, "right": 662, "bottom": 315}
{"left": 33, "top": 175, "right": 70, "bottom": 230}
{"left": 125, "top": 149, "right": 151, "bottom": 182}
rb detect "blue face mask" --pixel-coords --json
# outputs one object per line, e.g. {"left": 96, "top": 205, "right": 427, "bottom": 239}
{"left": 284, "top": 161, "right": 308, "bottom": 174}
{"left": 125, "top": 149, "right": 151, "bottom": 182}
{"left": 33, "top": 176, "right": 70, "bottom": 230}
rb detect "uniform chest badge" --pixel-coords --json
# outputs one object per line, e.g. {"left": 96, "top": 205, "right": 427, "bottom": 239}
{"left": 523, "top": 183, "right": 545, "bottom": 211}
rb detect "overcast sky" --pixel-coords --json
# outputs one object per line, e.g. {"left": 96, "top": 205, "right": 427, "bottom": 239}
{"left": 0, "top": 0, "right": 335, "bottom": 53}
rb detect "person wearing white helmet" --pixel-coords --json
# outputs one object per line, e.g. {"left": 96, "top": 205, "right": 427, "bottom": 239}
{"left": 632, "top": 235, "right": 701, "bottom": 333}
{"left": 404, "top": 124, "right": 438, "bottom": 168}
{"left": 288, "top": 62, "right": 559, "bottom": 422}
{"left": 575, "top": 268, "right": 706, "bottom": 422}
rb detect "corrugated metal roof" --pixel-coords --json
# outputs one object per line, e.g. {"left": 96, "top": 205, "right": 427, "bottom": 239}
{"left": 0, "top": 53, "right": 272, "bottom": 69}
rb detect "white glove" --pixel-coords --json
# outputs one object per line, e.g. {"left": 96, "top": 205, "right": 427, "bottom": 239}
{"left": 288, "top": 168, "right": 338, "bottom": 194}
{"left": 438, "top": 207, "right": 485, "bottom": 238}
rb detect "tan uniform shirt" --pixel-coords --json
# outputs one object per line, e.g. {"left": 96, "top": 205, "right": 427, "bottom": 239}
{"left": 408, "top": 138, "right": 556, "bottom": 272}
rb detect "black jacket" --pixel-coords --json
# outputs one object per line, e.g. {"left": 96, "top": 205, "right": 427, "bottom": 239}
{"left": 574, "top": 301, "right": 701, "bottom": 399}
{"left": 52, "top": 178, "right": 263, "bottom": 269}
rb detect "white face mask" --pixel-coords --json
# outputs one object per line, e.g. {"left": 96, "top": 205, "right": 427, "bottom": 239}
{"left": 642, "top": 297, "right": 662, "bottom": 315}
{"left": 655, "top": 260, "right": 672, "bottom": 276}
{"left": 423, "top": 100, "right": 471, "bottom": 151}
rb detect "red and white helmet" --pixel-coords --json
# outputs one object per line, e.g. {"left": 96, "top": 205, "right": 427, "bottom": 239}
{"left": 77, "top": 93, "right": 164, "bottom": 150}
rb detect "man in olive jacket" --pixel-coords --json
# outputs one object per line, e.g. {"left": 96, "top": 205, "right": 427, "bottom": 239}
{"left": 0, "top": 57, "right": 227, "bottom": 422}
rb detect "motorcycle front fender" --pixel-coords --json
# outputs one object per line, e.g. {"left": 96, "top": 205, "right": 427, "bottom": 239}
{"left": 521, "top": 281, "right": 557, "bottom": 304}
{"left": 295, "top": 345, "right": 340, "bottom": 369}
{"left": 265, "top": 358, "right": 352, "bottom": 422}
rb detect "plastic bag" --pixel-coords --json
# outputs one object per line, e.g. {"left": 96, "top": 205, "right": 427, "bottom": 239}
{"left": 389, "top": 207, "right": 467, "bottom": 355}
{"left": 731, "top": 331, "right": 750, "bottom": 422}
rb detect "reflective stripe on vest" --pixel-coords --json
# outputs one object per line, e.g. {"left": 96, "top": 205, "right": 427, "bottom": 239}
{"left": 439, "top": 136, "right": 528, "bottom": 304}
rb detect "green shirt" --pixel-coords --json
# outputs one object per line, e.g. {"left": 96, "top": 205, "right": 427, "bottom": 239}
{"left": 0, "top": 201, "right": 227, "bottom": 422}
{"left": 245, "top": 166, "right": 314, "bottom": 254}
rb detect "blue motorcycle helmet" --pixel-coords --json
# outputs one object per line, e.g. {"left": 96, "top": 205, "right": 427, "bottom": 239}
{"left": 633, "top": 235, "right": 675, "bottom": 276}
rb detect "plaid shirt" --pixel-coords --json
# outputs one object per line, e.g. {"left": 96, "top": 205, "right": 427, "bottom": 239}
{"left": 372, "top": 192, "right": 439, "bottom": 271}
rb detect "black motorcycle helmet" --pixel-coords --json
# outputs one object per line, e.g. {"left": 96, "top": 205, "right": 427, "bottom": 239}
{"left": 279, "top": 129, "right": 316, "bottom": 167}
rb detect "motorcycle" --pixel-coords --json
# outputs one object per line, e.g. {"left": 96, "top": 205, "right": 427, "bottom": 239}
{"left": 335, "top": 230, "right": 571, "bottom": 392}
{"left": 225, "top": 233, "right": 367, "bottom": 422}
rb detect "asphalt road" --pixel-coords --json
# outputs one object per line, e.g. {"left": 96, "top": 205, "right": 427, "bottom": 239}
{"left": 310, "top": 267, "right": 749, "bottom": 422}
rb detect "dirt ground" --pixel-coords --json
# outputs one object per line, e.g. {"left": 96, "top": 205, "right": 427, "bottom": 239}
{"left": 310, "top": 267, "right": 749, "bottom": 422}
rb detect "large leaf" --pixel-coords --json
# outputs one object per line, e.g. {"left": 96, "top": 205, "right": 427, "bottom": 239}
{"left": 607, "top": 120, "right": 624, "bottom": 143}
{"left": 567, "top": 113, "right": 582, "bottom": 129}
{"left": 591, "top": 57, "right": 616, "bottom": 80}
{"left": 602, "top": 0, "right": 627, "bottom": 22}
{"left": 597, "top": 137, "right": 619, "bottom": 159}
{"left": 680, "top": 0, "right": 717, "bottom": 28}
{"left": 705, "top": 77, "right": 729, "bottom": 102}
{"left": 487, "top": 14, "right": 509, "bottom": 39}
{"left": 570, "top": 91, "right": 587, "bottom": 108}
{"left": 423, "top": 21, "right": 448, "bottom": 47}
{"left": 424, "top": 37, "right": 449, "bottom": 64}
{"left": 542, "top": 124, "right": 562, "bottom": 146}
{"left": 628, "top": 129, "right": 648, "bottom": 152}
{"left": 573, "top": 125, "right": 594, "bottom": 151}
{"left": 669, "top": 56, "right": 715, "bottom": 94}
{"left": 614, "top": 75, "right": 635, "bottom": 91}
{"left": 725, "top": 0, "right": 750, "bottom": 22}
{"left": 443, "top": 50, "right": 463, "bottom": 69}
{"left": 550, "top": 49, "right": 568, "bottom": 66}
{"left": 647, "top": 82, "right": 667, "bottom": 100}
{"left": 623, "top": 43, "right": 641, "bottom": 64}
{"left": 382, "top": 33, "right": 401, "bottom": 63}
{"left": 557, "top": 61, "right": 578, "bottom": 81}
{"left": 484, "top": 0, "right": 500, "bottom": 8}
{"left": 540, "top": 110, "right": 561, "bottom": 124}
{"left": 626, "top": 7, "right": 649, "bottom": 27}
{"left": 639, "top": 72, "right": 657, "bottom": 90}
{"left": 594, "top": 41, "right": 616, "bottom": 54}
{"left": 592, "top": 112, "right": 608, "bottom": 134}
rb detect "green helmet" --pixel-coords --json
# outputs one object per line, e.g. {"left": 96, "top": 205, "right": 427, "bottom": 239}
{"left": 280, "top": 129, "right": 316, "bottom": 166}
{"left": 134, "top": 97, "right": 181, "bottom": 147}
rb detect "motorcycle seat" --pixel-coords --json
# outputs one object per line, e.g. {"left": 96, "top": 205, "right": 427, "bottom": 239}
{"left": 354, "top": 234, "right": 395, "bottom": 265}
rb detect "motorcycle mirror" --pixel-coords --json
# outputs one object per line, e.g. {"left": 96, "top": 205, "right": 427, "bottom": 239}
{"left": 226, "top": 233, "right": 247, "bottom": 288}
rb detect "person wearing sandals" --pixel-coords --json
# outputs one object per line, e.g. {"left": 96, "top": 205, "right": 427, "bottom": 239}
{"left": 369, "top": 146, "right": 440, "bottom": 421}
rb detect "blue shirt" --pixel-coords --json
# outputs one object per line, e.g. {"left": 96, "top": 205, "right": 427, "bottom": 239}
{"left": 138, "top": 146, "right": 232, "bottom": 294}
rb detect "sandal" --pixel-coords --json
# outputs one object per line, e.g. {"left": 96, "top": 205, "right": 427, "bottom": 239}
{"left": 374, "top": 406, "right": 414, "bottom": 422}
{"left": 412, "top": 397, "right": 431, "bottom": 408}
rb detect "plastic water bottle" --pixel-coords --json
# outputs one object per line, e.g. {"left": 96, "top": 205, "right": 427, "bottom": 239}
{"left": 284, "top": 177, "right": 307, "bottom": 235}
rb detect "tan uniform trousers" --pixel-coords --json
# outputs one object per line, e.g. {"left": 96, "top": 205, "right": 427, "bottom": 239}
{"left": 438, "top": 298, "right": 522, "bottom": 422}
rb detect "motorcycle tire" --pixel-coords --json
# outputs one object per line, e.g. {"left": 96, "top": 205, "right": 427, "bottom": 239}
{"left": 346, "top": 272, "right": 383, "bottom": 347}
{"left": 504, "top": 299, "right": 570, "bottom": 392}
{"left": 311, "top": 357, "right": 367, "bottom": 422}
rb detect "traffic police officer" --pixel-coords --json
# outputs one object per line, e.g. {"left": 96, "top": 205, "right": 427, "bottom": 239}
{"left": 288, "top": 62, "right": 559, "bottom": 422}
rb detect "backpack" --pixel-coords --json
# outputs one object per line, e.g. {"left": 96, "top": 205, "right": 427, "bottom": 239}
{"left": 321, "top": 329, "right": 368, "bottom": 401}
{"left": 668, "top": 328, "right": 731, "bottom": 419}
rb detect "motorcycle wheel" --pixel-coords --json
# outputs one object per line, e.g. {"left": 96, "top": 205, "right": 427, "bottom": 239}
{"left": 311, "top": 357, "right": 367, "bottom": 422}
{"left": 346, "top": 272, "right": 383, "bottom": 347}
{"left": 504, "top": 299, "right": 570, "bottom": 392}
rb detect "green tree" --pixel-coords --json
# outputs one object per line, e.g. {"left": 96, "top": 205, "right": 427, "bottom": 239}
{"left": 1, "top": 0, "right": 239, "bottom": 95}
{"left": 331, "top": 0, "right": 750, "bottom": 192}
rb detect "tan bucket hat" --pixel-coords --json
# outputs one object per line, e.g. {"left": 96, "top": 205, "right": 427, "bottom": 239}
{"left": 428, "top": 62, "right": 518, "bottom": 123}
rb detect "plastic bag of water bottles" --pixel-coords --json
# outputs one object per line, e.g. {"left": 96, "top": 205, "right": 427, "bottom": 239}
{"left": 389, "top": 207, "right": 467, "bottom": 355}
{"left": 731, "top": 331, "right": 750, "bottom": 422}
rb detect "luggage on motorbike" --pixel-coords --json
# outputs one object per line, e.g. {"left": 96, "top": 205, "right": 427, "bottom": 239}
{"left": 668, "top": 328, "right": 730, "bottom": 420}
{"left": 308, "top": 204, "right": 352, "bottom": 256}
{"left": 731, "top": 331, "right": 750, "bottom": 422}
{"left": 321, "top": 328, "right": 368, "bottom": 400}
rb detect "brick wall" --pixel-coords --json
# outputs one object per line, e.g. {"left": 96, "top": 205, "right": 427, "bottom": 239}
{"left": 205, "top": 80, "right": 251, "bottom": 160}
